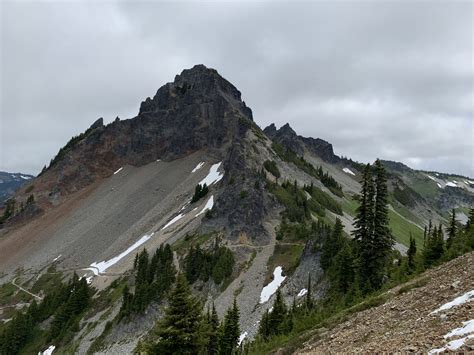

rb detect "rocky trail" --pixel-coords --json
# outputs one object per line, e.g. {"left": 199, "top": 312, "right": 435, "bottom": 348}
{"left": 299, "top": 252, "right": 474, "bottom": 353}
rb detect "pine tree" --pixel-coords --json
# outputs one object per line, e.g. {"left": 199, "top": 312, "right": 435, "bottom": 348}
{"left": 220, "top": 299, "right": 240, "bottom": 355}
{"left": 268, "top": 289, "right": 289, "bottom": 336}
{"left": 258, "top": 310, "right": 271, "bottom": 340}
{"left": 332, "top": 241, "right": 355, "bottom": 294}
{"left": 352, "top": 164, "right": 372, "bottom": 244}
{"left": 152, "top": 274, "right": 203, "bottom": 354}
{"left": 321, "top": 218, "right": 344, "bottom": 270}
{"left": 447, "top": 209, "right": 457, "bottom": 250}
{"left": 407, "top": 234, "right": 417, "bottom": 274}
{"left": 370, "top": 159, "right": 394, "bottom": 289}
{"left": 305, "top": 273, "right": 313, "bottom": 310}
{"left": 207, "top": 303, "right": 220, "bottom": 355}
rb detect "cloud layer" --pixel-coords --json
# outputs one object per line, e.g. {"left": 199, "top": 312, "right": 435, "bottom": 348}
{"left": 1, "top": 1, "right": 472, "bottom": 176}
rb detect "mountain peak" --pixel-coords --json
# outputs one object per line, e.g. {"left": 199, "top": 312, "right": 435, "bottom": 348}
{"left": 139, "top": 64, "right": 252, "bottom": 120}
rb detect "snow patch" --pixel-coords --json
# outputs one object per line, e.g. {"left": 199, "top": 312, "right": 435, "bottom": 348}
{"left": 437, "top": 183, "right": 442, "bottom": 188}
{"left": 428, "top": 319, "right": 474, "bottom": 354}
{"left": 87, "top": 233, "right": 153, "bottom": 275}
{"left": 113, "top": 167, "right": 123, "bottom": 175}
{"left": 427, "top": 175, "right": 436, "bottom": 181}
{"left": 20, "top": 175, "right": 32, "bottom": 180}
{"left": 238, "top": 331, "right": 248, "bottom": 345}
{"left": 431, "top": 289, "right": 474, "bottom": 314}
{"left": 445, "top": 319, "right": 474, "bottom": 338}
{"left": 52, "top": 254, "right": 62, "bottom": 262}
{"left": 192, "top": 162, "right": 205, "bottom": 173}
{"left": 446, "top": 181, "right": 457, "bottom": 187}
{"left": 162, "top": 213, "right": 185, "bottom": 230}
{"left": 38, "top": 345, "right": 55, "bottom": 355}
{"left": 196, "top": 195, "right": 214, "bottom": 217}
{"left": 342, "top": 167, "right": 356, "bottom": 176}
{"left": 259, "top": 266, "right": 286, "bottom": 303}
{"left": 297, "top": 288, "right": 308, "bottom": 297}
{"left": 199, "top": 162, "right": 224, "bottom": 186}
{"left": 81, "top": 274, "right": 94, "bottom": 285}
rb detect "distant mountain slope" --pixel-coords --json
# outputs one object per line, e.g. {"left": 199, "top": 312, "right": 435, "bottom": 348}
{"left": 0, "top": 171, "right": 34, "bottom": 205}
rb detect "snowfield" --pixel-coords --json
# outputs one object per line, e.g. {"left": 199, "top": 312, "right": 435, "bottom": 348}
{"left": 192, "top": 162, "right": 205, "bottom": 173}
{"left": 259, "top": 266, "right": 286, "bottom": 303}
{"left": 199, "top": 162, "right": 224, "bottom": 186}
{"left": 342, "top": 167, "right": 356, "bottom": 176}
{"left": 87, "top": 233, "right": 153, "bottom": 275}
{"left": 196, "top": 195, "right": 214, "bottom": 216}
{"left": 431, "top": 289, "right": 474, "bottom": 314}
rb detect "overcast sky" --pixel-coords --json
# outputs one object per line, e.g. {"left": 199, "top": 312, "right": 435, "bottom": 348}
{"left": 1, "top": 1, "right": 473, "bottom": 177}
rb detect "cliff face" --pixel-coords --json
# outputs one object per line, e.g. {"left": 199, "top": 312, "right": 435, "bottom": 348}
{"left": 264, "top": 122, "right": 339, "bottom": 163}
{"left": 22, "top": 65, "right": 254, "bottom": 204}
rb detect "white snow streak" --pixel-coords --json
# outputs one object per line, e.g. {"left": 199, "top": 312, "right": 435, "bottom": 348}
{"left": 445, "top": 319, "right": 474, "bottom": 338}
{"left": 437, "top": 183, "right": 442, "bottom": 188}
{"left": 196, "top": 196, "right": 214, "bottom": 216}
{"left": 342, "top": 167, "right": 356, "bottom": 176}
{"left": 427, "top": 175, "right": 436, "bottom": 181}
{"left": 446, "top": 181, "right": 457, "bottom": 187}
{"left": 113, "top": 167, "right": 123, "bottom": 175}
{"left": 20, "top": 175, "right": 32, "bottom": 180}
{"left": 297, "top": 288, "right": 308, "bottom": 297}
{"left": 431, "top": 289, "right": 474, "bottom": 314}
{"left": 259, "top": 266, "right": 286, "bottom": 304}
{"left": 52, "top": 254, "right": 62, "bottom": 262}
{"left": 38, "top": 345, "right": 55, "bottom": 355}
{"left": 199, "top": 162, "right": 224, "bottom": 186}
{"left": 238, "top": 331, "right": 248, "bottom": 345}
{"left": 428, "top": 319, "right": 474, "bottom": 354}
{"left": 87, "top": 233, "right": 153, "bottom": 275}
{"left": 162, "top": 213, "right": 185, "bottom": 230}
{"left": 192, "top": 162, "right": 205, "bottom": 173}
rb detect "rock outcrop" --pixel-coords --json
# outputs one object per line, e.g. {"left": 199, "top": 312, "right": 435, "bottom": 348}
{"left": 264, "top": 122, "right": 339, "bottom": 163}
{"left": 22, "top": 65, "right": 255, "bottom": 204}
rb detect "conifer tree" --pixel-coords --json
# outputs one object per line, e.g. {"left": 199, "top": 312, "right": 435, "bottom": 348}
{"left": 407, "top": 234, "right": 417, "bottom": 274}
{"left": 207, "top": 303, "right": 220, "bottom": 355}
{"left": 305, "top": 274, "right": 313, "bottom": 310}
{"left": 220, "top": 299, "right": 240, "bottom": 355}
{"left": 268, "top": 289, "right": 287, "bottom": 335}
{"left": 152, "top": 274, "right": 202, "bottom": 354}
{"left": 447, "top": 209, "right": 457, "bottom": 250}
{"left": 332, "top": 241, "right": 355, "bottom": 294}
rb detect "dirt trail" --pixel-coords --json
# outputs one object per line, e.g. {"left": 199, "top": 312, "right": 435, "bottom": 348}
{"left": 12, "top": 277, "right": 43, "bottom": 301}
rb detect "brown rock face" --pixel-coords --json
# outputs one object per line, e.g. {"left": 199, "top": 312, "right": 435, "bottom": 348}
{"left": 25, "top": 65, "right": 254, "bottom": 205}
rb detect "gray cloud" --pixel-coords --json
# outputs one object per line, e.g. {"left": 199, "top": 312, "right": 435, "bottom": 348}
{"left": 1, "top": 1, "right": 472, "bottom": 176}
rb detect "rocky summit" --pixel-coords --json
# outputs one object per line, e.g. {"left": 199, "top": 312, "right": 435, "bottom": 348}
{"left": 1, "top": 65, "right": 473, "bottom": 355}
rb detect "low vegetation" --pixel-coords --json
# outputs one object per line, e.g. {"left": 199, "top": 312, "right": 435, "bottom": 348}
{"left": 271, "top": 141, "right": 343, "bottom": 196}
